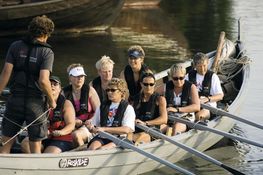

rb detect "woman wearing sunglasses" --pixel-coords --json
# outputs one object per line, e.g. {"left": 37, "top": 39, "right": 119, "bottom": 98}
{"left": 131, "top": 73, "right": 167, "bottom": 144}
{"left": 164, "top": 64, "right": 200, "bottom": 135}
{"left": 21, "top": 76, "right": 75, "bottom": 153}
{"left": 87, "top": 78, "right": 135, "bottom": 150}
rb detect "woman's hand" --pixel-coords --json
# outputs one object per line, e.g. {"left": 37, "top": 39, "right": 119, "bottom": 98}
{"left": 75, "top": 119, "right": 83, "bottom": 128}
{"left": 136, "top": 119, "right": 147, "bottom": 125}
{"left": 167, "top": 107, "right": 176, "bottom": 113}
{"left": 92, "top": 126, "right": 105, "bottom": 133}
{"left": 52, "top": 130, "right": 62, "bottom": 137}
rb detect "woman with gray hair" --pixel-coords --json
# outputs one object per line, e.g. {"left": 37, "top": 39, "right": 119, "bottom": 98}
{"left": 90, "top": 55, "right": 115, "bottom": 102}
{"left": 163, "top": 64, "right": 200, "bottom": 135}
{"left": 87, "top": 78, "right": 135, "bottom": 150}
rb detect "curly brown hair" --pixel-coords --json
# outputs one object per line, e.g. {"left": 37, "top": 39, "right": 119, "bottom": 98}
{"left": 107, "top": 78, "right": 128, "bottom": 99}
{"left": 28, "top": 15, "right": 55, "bottom": 38}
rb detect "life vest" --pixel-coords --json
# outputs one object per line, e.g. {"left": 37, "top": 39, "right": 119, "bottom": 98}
{"left": 49, "top": 94, "right": 73, "bottom": 142}
{"left": 92, "top": 76, "right": 107, "bottom": 102}
{"left": 124, "top": 64, "right": 149, "bottom": 99}
{"left": 100, "top": 100, "right": 129, "bottom": 127}
{"left": 49, "top": 94, "right": 66, "bottom": 131}
{"left": 165, "top": 80, "right": 192, "bottom": 107}
{"left": 188, "top": 70, "right": 213, "bottom": 97}
{"left": 63, "top": 84, "right": 89, "bottom": 118}
{"left": 133, "top": 92, "right": 160, "bottom": 121}
{"left": 11, "top": 37, "right": 52, "bottom": 96}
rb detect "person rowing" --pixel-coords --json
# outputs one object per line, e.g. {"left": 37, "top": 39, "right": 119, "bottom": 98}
{"left": 63, "top": 64, "right": 100, "bottom": 147}
{"left": 162, "top": 64, "right": 200, "bottom": 135}
{"left": 89, "top": 55, "right": 115, "bottom": 103}
{"left": 120, "top": 45, "right": 152, "bottom": 102}
{"left": 21, "top": 76, "right": 75, "bottom": 153}
{"left": 130, "top": 73, "right": 167, "bottom": 145}
{"left": 186, "top": 52, "right": 224, "bottom": 122}
{"left": 87, "top": 78, "right": 135, "bottom": 150}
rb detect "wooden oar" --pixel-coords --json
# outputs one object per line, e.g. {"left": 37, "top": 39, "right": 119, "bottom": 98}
{"left": 201, "top": 103, "right": 263, "bottom": 130}
{"left": 211, "top": 31, "right": 225, "bottom": 73}
{"left": 168, "top": 115, "right": 263, "bottom": 148}
{"left": 99, "top": 131, "right": 195, "bottom": 175}
{"left": 136, "top": 124, "right": 245, "bottom": 175}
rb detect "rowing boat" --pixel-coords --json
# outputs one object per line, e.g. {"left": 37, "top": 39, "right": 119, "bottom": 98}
{"left": 0, "top": 33, "right": 251, "bottom": 174}
{"left": 0, "top": 0, "right": 124, "bottom": 36}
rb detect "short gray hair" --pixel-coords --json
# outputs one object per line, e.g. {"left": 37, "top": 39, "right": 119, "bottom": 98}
{"left": 95, "top": 55, "right": 115, "bottom": 70}
{"left": 193, "top": 52, "right": 209, "bottom": 65}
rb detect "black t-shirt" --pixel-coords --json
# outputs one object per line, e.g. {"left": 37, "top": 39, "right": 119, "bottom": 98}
{"left": 5, "top": 40, "right": 54, "bottom": 97}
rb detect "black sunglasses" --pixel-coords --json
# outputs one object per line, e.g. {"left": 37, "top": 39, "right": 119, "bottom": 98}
{"left": 172, "top": 76, "right": 184, "bottom": 81}
{"left": 143, "top": 83, "right": 155, "bottom": 87}
{"left": 51, "top": 81, "right": 60, "bottom": 86}
{"left": 106, "top": 88, "right": 119, "bottom": 92}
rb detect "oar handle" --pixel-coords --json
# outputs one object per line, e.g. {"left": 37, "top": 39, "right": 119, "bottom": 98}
{"left": 99, "top": 131, "right": 195, "bottom": 175}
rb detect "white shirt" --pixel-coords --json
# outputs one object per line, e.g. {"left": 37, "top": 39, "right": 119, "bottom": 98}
{"left": 185, "top": 72, "right": 223, "bottom": 108}
{"left": 92, "top": 102, "right": 135, "bottom": 131}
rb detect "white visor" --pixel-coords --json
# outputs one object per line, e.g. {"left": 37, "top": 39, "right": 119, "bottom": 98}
{"left": 69, "top": 67, "right": 87, "bottom": 76}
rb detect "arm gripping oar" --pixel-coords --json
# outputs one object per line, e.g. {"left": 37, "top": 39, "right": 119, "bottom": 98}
{"left": 169, "top": 115, "right": 263, "bottom": 148}
{"left": 136, "top": 124, "right": 244, "bottom": 175}
{"left": 201, "top": 103, "right": 263, "bottom": 130}
{"left": 99, "top": 131, "right": 195, "bottom": 175}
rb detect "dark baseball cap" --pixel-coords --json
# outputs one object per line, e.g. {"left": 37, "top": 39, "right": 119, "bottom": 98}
{"left": 128, "top": 50, "right": 144, "bottom": 58}
{"left": 49, "top": 76, "right": 61, "bottom": 84}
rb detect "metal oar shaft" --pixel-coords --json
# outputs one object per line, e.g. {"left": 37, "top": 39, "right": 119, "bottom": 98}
{"left": 201, "top": 104, "right": 263, "bottom": 130}
{"left": 99, "top": 131, "right": 195, "bottom": 175}
{"left": 169, "top": 116, "right": 263, "bottom": 148}
{"left": 136, "top": 124, "right": 244, "bottom": 175}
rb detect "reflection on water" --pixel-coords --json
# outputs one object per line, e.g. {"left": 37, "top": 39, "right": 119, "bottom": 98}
{"left": 160, "top": 0, "right": 235, "bottom": 53}
{"left": 0, "top": 0, "right": 263, "bottom": 174}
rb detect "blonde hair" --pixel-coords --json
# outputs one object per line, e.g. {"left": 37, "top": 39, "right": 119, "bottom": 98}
{"left": 107, "top": 78, "right": 127, "bottom": 99}
{"left": 95, "top": 55, "right": 115, "bottom": 70}
{"left": 169, "top": 64, "right": 186, "bottom": 76}
{"left": 66, "top": 63, "right": 84, "bottom": 74}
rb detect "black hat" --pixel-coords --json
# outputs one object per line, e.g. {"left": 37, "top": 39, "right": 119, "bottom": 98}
{"left": 49, "top": 76, "right": 61, "bottom": 84}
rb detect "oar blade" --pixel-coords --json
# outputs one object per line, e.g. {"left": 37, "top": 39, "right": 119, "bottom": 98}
{"left": 221, "top": 164, "right": 245, "bottom": 175}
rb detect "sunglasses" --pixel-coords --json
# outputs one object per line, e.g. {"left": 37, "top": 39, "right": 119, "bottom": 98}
{"left": 106, "top": 88, "right": 119, "bottom": 92}
{"left": 172, "top": 76, "right": 184, "bottom": 81}
{"left": 142, "top": 83, "right": 155, "bottom": 87}
{"left": 51, "top": 81, "right": 60, "bottom": 86}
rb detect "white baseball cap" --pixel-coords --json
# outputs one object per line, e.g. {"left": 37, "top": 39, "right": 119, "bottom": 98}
{"left": 69, "top": 67, "right": 87, "bottom": 76}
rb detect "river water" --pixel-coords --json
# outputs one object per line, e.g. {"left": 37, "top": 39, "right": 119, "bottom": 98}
{"left": 0, "top": 0, "right": 262, "bottom": 174}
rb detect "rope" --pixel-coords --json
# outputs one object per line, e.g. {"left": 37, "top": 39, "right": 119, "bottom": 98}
{"left": 218, "top": 55, "right": 251, "bottom": 81}
{"left": 0, "top": 108, "right": 51, "bottom": 146}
